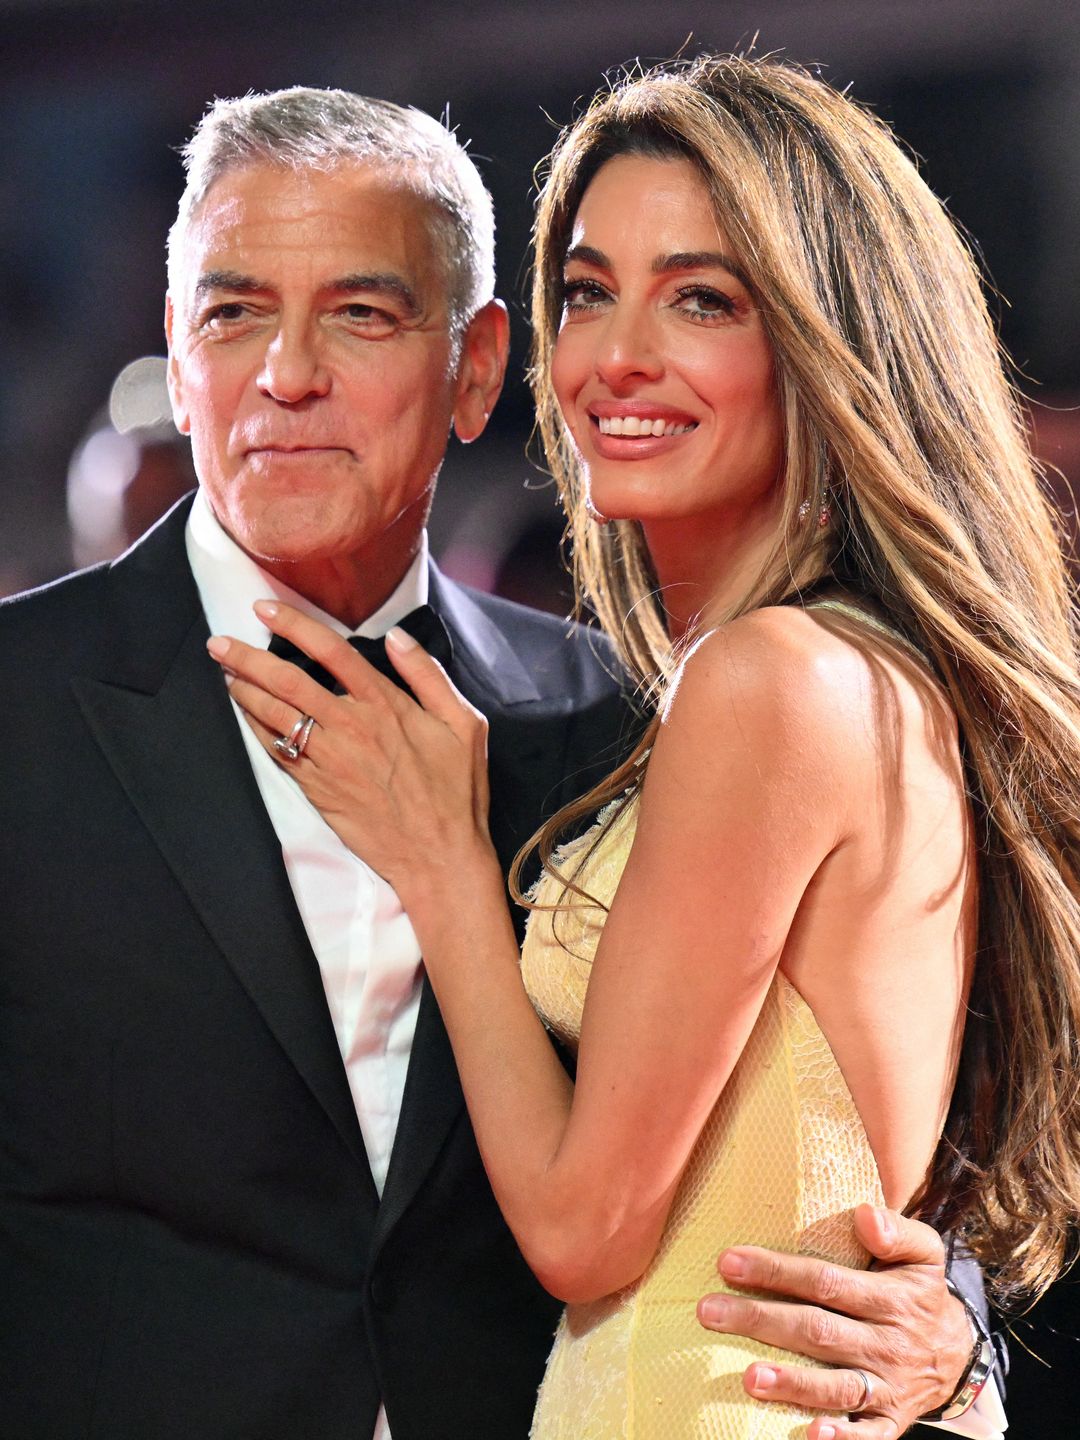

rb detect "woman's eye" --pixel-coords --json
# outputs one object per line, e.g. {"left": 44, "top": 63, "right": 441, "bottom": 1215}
{"left": 674, "top": 286, "right": 737, "bottom": 321}
{"left": 561, "top": 278, "right": 611, "bottom": 313}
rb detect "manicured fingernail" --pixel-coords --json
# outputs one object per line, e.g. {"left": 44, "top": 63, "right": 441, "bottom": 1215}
{"left": 253, "top": 600, "right": 278, "bottom": 619}
{"left": 698, "top": 1296, "right": 730, "bottom": 1326}
{"left": 751, "top": 1366, "right": 777, "bottom": 1393}
{"left": 818, "top": 1427, "right": 836, "bottom": 1440}
{"left": 386, "top": 626, "right": 417, "bottom": 652}
{"left": 206, "top": 637, "right": 229, "bottom": 659}
{"left": 720, "top": 1251, "right": 747, "bottom": 1281}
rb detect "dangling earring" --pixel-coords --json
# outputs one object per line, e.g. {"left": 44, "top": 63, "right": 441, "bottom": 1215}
{"left": 585, "top": 495, "right": 610, "bottom": 526}
{"left": 798, "top": 496, "right": 832, "bottom": 528}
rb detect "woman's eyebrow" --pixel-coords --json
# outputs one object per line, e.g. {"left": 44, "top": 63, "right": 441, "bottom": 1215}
{"left": 562, "top": 245, "right": 751, "bottom": 290}
{"left": 651, "top": 251, "right": 751, "bottom": 288}
{"left": 563, "top": 244, "right": 609, "bottom": 270}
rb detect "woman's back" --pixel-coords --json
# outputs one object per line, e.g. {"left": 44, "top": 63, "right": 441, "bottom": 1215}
{"left": 774, "top": 602, "right": 975, "bottom": 1207}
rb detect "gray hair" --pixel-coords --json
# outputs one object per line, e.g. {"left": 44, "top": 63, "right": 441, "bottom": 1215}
{"left": 166, "top": 87, "right": 496, "bottom": 341}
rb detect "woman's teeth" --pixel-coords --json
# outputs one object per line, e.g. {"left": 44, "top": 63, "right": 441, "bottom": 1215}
{"left": 597, "top": 416, "right": 695, "bottom": 437}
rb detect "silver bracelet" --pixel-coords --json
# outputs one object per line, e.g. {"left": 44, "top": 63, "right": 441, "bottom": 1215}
{"left": 918, "top": 1279, "right": 996, "bottom": 1422}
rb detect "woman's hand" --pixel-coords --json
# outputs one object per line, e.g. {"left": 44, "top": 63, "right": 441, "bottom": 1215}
{"left": 205, "top": 600, "right": 493, "bottom": 916}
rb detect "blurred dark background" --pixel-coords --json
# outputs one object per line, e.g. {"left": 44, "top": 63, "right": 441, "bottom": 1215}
{"left": 2, "top": 1, "right": 1078, "bottom": 1433}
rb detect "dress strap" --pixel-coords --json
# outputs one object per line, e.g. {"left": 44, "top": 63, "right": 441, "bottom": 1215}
{"left": 804, "top": 597, "right": 931, "bottom": 668}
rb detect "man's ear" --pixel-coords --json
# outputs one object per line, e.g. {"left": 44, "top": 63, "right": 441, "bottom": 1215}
{"left": 452, "top": 299, "right": 510, "bottom": 444}
{"left": 164, "top": 294, "right": 191, "bottom": 436}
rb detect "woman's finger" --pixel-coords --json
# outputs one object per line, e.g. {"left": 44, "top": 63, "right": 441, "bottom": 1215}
{"left": 253, "top": 599, "right": 410, "bottom": 709}
{"left": 239, "top": 704, "right": 318, "bottom": 771}
{"left": 220, "top": 672, "right": 318, "bottom": 765}
{"left": 206, "top": 633, "right": 336, "bottom": 727}
{"left": 385, "top": 628, "right": 491, "bottom": 826}
{"left": 385, "top": 626, "right": 488, "bottom": 742}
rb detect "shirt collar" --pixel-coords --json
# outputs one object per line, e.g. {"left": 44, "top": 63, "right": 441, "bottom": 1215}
{"left": 185, "top": 488, "right": 429, "bottom": 650}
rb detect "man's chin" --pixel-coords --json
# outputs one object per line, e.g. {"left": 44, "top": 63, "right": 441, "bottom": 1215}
{"left": 216, "top": 492, "right": 361, "bottom": 565}
{"left": 239, "top": 531, "right": 343, "bottom": 570}
{"left": 215, "top": 508, "right": 339, "bottom": 569}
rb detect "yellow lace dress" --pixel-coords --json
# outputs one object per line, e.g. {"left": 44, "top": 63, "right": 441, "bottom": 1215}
{"left": 520, "top": 794, "right": 885, "bottom": 1440}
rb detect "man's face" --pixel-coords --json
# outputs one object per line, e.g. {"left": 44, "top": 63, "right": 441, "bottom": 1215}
{"left": 166, "top": 163, "right": 469, "bottom": 577}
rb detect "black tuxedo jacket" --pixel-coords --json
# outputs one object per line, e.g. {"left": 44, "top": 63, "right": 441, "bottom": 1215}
{"left": 0, "top": 497, "right": 635, "bottom": 1440}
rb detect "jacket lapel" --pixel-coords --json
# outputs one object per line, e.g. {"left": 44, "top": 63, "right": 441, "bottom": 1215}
{"left": 374, "top": 566, "right": 568, "bottom": 1245}
{"left": 71, "top": 500, "right": 377, "bottom": 1198}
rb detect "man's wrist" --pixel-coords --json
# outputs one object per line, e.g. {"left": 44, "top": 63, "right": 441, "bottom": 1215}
{"left": 919, "top": 1280, "right": 996, "bottom": 1422}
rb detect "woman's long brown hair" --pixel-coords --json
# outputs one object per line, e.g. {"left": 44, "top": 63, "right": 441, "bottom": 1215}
{"left": 514, "top": 53, "right": 1080, "bottom": 1303}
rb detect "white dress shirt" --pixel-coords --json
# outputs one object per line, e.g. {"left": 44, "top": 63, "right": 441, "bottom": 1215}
{"left": 187, "top": 489, "right": 423, "bottom": 1440}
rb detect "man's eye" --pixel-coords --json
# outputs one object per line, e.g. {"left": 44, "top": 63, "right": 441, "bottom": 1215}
{"left": 203, "top": 302, "right": 248, "bottom": 326}
{"left": 340, "top": 303, "right": 399, "bottom": 336}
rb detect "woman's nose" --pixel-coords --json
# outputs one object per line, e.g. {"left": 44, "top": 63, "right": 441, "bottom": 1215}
{"left": 592, "top": 302, "right": 664, "bottom": 390}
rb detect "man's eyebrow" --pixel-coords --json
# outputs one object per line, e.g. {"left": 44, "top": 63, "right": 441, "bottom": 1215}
{"left": 190, "top": 270, "right": 424, "bottom": 318}
{"left": 327, "top": 273, "right": 422, "bottom": 317}
{"left": 192, "top": 270, "right": 268, "bottom": 300}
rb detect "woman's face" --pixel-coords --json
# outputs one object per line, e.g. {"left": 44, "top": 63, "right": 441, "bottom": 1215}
{"left": 551, "top": 153, "right": 783, "bottom": 542}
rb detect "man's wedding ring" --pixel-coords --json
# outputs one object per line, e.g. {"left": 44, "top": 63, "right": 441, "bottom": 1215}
{"left": 273, "top": 714, "right": 316, "bottom": 761}
{"left": 849, "top": 1367, "right": 875, "bottom": 1414}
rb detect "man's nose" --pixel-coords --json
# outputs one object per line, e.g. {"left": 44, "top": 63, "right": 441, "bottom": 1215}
{"left": 256, "top": 323, "right": 331, "bottom": 403}
{"left": 593, "top": 302, "right": 664, "bottom": 390}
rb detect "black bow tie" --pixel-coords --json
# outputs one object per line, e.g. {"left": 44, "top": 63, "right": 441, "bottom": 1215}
{"left": 267, "top": 603, "right": 454, "bottom": 695}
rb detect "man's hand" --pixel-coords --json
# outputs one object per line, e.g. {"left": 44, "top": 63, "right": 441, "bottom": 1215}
{"left": 697, "top": 1205, "right": 974, "bottom": 1439}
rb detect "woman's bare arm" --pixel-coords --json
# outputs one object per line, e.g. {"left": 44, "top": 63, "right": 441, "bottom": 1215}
{"left": 211, "top": 602, "right": 865, "bottom": 1301}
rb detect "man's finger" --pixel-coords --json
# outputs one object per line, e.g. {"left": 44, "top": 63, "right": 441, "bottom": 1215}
{"left": 716, "top": 1245, "right": 893, "bottom": 1321}
{"left": 807, "top": 1417, "right": 901, "bottom": 1440}
{"left": 852, "top": 1204, "right": 946, "bottom": 1269}
{"left": 743, "top": 1360, "right": 894, "bottom": 1423}
{"left": 697, "top": 1292, "right": 869, "bottom": 1365}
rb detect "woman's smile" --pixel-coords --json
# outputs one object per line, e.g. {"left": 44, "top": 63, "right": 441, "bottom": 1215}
{"left": 588, "top": 402, "right": 698, "bottom": 455}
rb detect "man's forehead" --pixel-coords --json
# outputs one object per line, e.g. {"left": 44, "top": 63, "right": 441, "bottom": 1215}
{"left": 178, "top": 160, "right": 446, "bottom": 287}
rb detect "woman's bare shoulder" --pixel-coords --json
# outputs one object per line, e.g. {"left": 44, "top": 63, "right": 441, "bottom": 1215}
{"left": 658, "top": 602, "right": 958, "bottom": 801}
{"left": 663, "top": 606, "right": 874, "bottom": 743}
